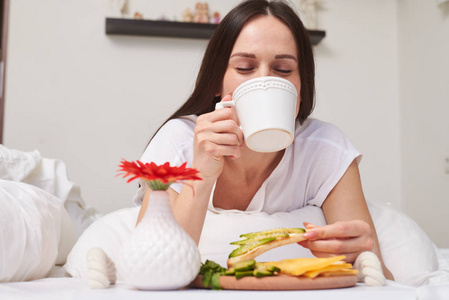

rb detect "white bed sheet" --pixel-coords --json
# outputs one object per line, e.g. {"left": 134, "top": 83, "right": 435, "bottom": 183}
{"left": 1, "top": 248, "right": 449, "bottom": 300}
{"left": 0, "top": 277, "right": 418, "bottom": 300}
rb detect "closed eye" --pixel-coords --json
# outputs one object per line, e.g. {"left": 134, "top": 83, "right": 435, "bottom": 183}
{"left": 236, "top": 67, "right": 254, "bottom": 72}
{"left": 275, "top": 69, "right": 292, "bottom": 74}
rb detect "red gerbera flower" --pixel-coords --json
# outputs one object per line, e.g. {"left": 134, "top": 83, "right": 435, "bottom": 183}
{"left": 117, "top": 159, "right": 202, "bottom": 190}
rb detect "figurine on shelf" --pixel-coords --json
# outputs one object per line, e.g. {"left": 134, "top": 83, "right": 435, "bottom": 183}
{"left": 134, "top": 11, "right": 143, "bottom": 20}
{"left": 183, "top": 8, "right": 194, "bottom": 22}
{"left": 109, "top": 0, "right": 128, "bottom": 18}
{"left": 193, "top": 2, "right": 210, "bottom": 23}
{"left": 299, "top": 0, "right": 321, "bottom": 30}
{"left": 213, "top": 11, "right": 221, "bottom": 24}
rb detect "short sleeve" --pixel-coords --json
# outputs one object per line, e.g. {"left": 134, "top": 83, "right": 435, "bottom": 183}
{"left": 132, "top": 116, "right": 196, "bottom": 205}
{"left": 300, "top": 121, "right": 362, "bottom": 207}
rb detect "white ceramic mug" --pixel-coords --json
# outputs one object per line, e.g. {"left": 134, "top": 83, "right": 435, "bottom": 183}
{"left": 215, "top": 76, "right": 297, "bottom": 153}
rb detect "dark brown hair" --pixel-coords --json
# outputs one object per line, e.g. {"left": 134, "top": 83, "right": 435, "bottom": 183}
{"left": 151, "top": 0, "right": 315, "bottom": 141}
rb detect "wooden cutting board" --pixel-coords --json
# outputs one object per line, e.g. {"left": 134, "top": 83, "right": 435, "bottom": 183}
{"left": 191, "top": 274, "right": 358, "bottom": 290}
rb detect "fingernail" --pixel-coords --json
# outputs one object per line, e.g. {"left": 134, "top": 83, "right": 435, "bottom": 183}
{"left": 305, "top": 223, "right": 317, "bottom": 229}
{"left": 303, "top": 231, "right": 317, "bottom": 239}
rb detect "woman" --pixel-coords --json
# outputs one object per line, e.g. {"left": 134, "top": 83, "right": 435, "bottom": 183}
{"left": 134, "top": 0, "right": 393, "bottom": 280}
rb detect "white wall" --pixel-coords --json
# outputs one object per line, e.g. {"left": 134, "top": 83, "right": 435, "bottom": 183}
{"left": 312, "top": 0, "right": 401, "bottom": 209}
{"left": 398, "top": 0, "right": 449, "bottom": 247}
{"left": 5, "top": 0, "right": 212, "bottom": 214}
{"left": 3, "top": 1, "right": 447, "bottom": 246}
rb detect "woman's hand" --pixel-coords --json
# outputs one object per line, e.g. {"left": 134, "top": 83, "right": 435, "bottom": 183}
{"left": 193, "top": 94, "right": 244, "bottom": 182}
{"left": 301, "top": 160, "right": 394, "bottom": 280}
{"left": 298, "top": 220, "right": 375, "bottom": 263}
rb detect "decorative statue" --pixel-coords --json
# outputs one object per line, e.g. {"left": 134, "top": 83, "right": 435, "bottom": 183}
{"left": 134, "top": 11, "right": 143, "bottom": 20}
{"left": 193, "top": 2, "right": 210, "bottom": 23}
{"left": 183, "top": 8, "right": 194, "bottom": 22}
{"left": 299, "top": 0, "right": 320, "bottom": 30}
{"left": 213, "top": 11, "right": 221, "bottom": 24}
{"left": 109, "top": 0, "right": 128, "bottom": 18}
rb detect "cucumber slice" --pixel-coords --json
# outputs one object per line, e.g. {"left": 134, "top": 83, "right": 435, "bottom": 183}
{"left": 235, "top": 270, "right": 254, "bottom": 279}
{"left": 253, "top": 269, "right": 273, "bottom": 278}
{"left": 224, "top": 267, "right": 235, "bottom": 276}
{"left": 240, "top": 227, "right": 305, "bottom": 239}
{"left": 233, "top": 259, "right": 256, "bottom": 272}
{"left": 229, "top": 237, "right": 276, "bottom": 258}
{"left": 230, "top": 232, "right": 289, "bottom": 245}
{"left": 266, "top": 265, "right": 281, "bottom": 273}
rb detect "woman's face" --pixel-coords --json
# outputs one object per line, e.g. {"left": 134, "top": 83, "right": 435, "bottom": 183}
{"left": 221, "top": 15, "right": 301, "bottom": 116}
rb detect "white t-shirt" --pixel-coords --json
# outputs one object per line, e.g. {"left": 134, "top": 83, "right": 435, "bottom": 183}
{"left": 133, "top": 115, "right": 361, "bottom": 213}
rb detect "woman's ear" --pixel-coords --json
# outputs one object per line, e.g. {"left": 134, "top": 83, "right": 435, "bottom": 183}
{"left": 214, "top": 91, "right": 221, "bottom": 102}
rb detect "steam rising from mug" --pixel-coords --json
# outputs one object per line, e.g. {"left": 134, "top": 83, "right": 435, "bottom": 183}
{"left": 216, "top": 76, "right": 297, "bottom": 153}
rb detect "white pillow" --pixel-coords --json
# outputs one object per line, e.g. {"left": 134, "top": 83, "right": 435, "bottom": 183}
{"left": 198, "top": 206, "right": 326, "bottom": 268}
{"left": 0, "top": 145, "right": 40, "bottom": 181}
{"left": 202, "top": 204, "right": 449, "bottom": 284}
{"left": 65, "top": 202, "right": 447, "bottom": 286}
{"left": 0, "top": 144, "right": 93, "bottom": 267}
{"left": 0, "top": 180, "right": 64, "bottom": 282}
{"left": 65, "top": 206, "right": 326, "bottom": 280}
{"left": 21, "top": 157, "right": 99, "bottom": 238}
{"left": 56, "top": 207, "right": 78, "bottom": 266}
{"left": 368, "top": 202, "right": 449, "bottom": 286}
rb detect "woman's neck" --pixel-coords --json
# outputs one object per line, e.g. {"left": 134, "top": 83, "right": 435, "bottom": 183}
{"left": 212, "top": 147, "right": 285, "bottom": 211}
{"left": 225, "top": 147, "right": 284, "bottom": 183}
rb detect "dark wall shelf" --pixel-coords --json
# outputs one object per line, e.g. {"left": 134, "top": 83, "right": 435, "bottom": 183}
{"left": 105, "top": 18, "right": 326, "bottom": 45}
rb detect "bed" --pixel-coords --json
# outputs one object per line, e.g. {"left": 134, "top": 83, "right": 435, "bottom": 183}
{"left": 1, "top": 145, "right": 448, "bottom": 300}
{"left": 1, "top": 268, "right": 449, "bottom": 300}
{"left": 0, "top": 277, "right": 421, "bottom": 300}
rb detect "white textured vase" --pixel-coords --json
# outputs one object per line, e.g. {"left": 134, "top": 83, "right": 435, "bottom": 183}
{"left": 117, "top": 190, "right": 201, "bottom": 290}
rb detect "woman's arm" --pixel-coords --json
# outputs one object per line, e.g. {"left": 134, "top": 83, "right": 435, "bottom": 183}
{"left": 298, "top": 159, "right": 394, "bottom": 280}
{"left": 136, "top": 178, "right": 214, "bottom": 244}
{"left": 137, "top": 95, "right": 244, "bottom": 244}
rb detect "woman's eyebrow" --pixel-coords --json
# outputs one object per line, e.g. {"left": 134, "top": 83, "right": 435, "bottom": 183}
{"left": 230, "top": 53, "right": 297, "bottom": 61}
{"left": 275, "top": 54, "right": 297, "bottom": 61}
{"left": 230, "top": 52, "right": 257, "bottom": 59}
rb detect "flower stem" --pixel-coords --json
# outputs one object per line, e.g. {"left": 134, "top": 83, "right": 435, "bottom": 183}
{"left": 147, "top": 180, "right": 173, "bottom": 191}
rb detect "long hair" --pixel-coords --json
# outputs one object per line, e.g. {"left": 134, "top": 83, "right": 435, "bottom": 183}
{"left": 150, "top": 0, "right": 315, "bottom": 142}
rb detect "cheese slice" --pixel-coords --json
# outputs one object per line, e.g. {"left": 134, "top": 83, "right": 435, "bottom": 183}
{"left": 304, "top": 263, "right": 355, "bottom": 278}
{"left": 261, "top": 255, "right": 348, "bottom": 276}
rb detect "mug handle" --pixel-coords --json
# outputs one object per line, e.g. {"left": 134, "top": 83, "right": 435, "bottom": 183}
{"left": 215, "top": 101, "right": 235, "bottom": 110}
{"left": 214, "top": 100, "right": 244, "bottom": 133}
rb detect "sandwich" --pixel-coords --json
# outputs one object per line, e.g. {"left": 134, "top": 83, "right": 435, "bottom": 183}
{"left": 227, "top": 227, "right": 307, "bottom": 268}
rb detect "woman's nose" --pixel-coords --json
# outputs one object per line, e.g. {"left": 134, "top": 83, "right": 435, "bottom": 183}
{"left": 256, "top": 65, "right": 271, "bottom": 77}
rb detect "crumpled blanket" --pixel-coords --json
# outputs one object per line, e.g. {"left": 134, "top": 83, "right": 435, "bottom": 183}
{"left": 0, "top": 144, "right": 99, "bottom": 237}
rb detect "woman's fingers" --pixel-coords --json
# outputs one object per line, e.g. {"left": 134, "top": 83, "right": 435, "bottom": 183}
{"left": 303, "top": 222, "right": 318, "bottom": 230}
{"left": 299, "top": 220, "right": 375, "bottom": 263}
{"left": 210, "top": 120, "right": 243, "bottom": 145}
{"left": 299, "top": 235, "right": 372, "bottom": 254}
{"left": 196, "top": 106, "right": 244, "bottom": 146}
{"left": 192, "top": 99, "right": 245, "bottom": 179}
{"left": 195, "top": 121, "right": 244, "bottom": 158}
{"left": 298, "top": 238, "right": 372, "bottom": 263}
{"left": 303, "top": 220, "right": 371, "bottom": 240}
{"left": 196, "top": 138, "right": 242, "bottom": 160}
